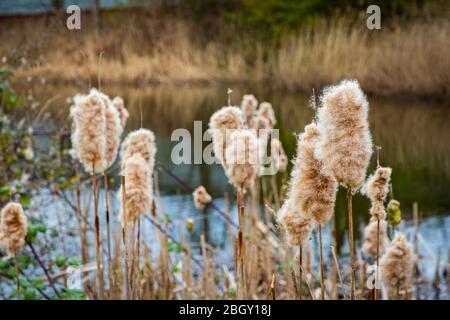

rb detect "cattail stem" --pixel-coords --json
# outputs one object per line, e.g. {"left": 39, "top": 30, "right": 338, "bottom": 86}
{"left": 375, "top": 219, "right": 380, "bottom": 300}
{"left": 299, "top": 245, "right": 302, "bottom": 300}
{"left": 347, "top": 187, "right": 356, "bottom": 300}
{"left": 15, "top": 256, "right": 20, "bottom": 300}
{"left": 236, "top": 191, "right": 246, "bottom": 299}
{"left": 319, "top": 224, "right": 325, "bottom": 300}
{"left": 136, "top": 218, "right": 141, "bottom": 300}
{"left": 130, "top": 221, "right": 136, "bottom": 298}
{"left": 92, "top": 163, "right": 104, "bottom": 299}
{"left": 120, "top": 175, "right": 130, "bottom": 299}
{"left": 104, "top": 173, "right": 113, "bottom": 298}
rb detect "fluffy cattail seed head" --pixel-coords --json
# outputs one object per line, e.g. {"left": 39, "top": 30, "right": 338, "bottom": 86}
{"left": 120, "top": 128, "right": 157, "bottom": 174}
{"left": 192, "top": 185, "right": 212, "bottom": 210}
{"left": 369, "top": 201, "right": 387, "bottom": 220}
{"left": 277, "top": 199, "right": 314, "bottom": 246}
{"left": 209, "top": 106, "right": 243, "bottom": 165}
{"left": 70, "top": 89, "right": 107, "bottom": 173}
{"left": 363, "top": 167, "right": 392, "bottom": 204}
{"left": 224, "top": 130, "right": 259, "bottom": 192}
{"left": 257, "top": 102, "right": 276, "bottom": 128}
{"left": 96, "top": 91, "right": 124, "bottom": 169}
{"left": 362, "top": 218, "right": 388, "bottom": 257}
{"left": 119, "top": 154, "right": 152, "bottom": 226}
{"left": 270, "top": 138, "right": 288, "bottom": 173}
{"left": 112, "top": 96, "right": 129, "bottom": 129}
{"left": 0, "top": 202, "right": 27, "bottom": 257}
{"left": 381, "top": 233, "right": 414, "bottom": 298}
{"left": 288, "top": 123, "right": 338, "bottom": 225}
{"left": 315, "top": 80, "right": 373, "bottom": 191}
{"left": 240, "top": 95, "right": 258, "bottom": 129}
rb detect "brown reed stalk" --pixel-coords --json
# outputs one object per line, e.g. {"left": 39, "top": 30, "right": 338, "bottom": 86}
{"left": 136, "top": 218, "right": 141, "bottom": 299}
{"left": 298, "top": 245, "right": 303, "bottom": 300}
{"left": 331, "top": 245, "right": 346, "bottom": 300}
{"left": 331, "top": 216, "right": 338, "bottom": 299}
{"left": 268, "top": 274, "right": 276, "bottom": 300}
{"left": 92, "top": 163, "right": 104, "bottom": 299}
{"left": 120, "top": 175, "right": 130, "bottom": 299}
{"left": 15, "top": 256, "right": 20, "bottom": 300}
{"left": 130, "top": 221, "right": 137, "bottom": 298}
{"left": 104, "top": 173, "right": 113, "bottom": 297}
{"left": 347, "top": 187, "right": 356, "bottom": 300}
{"left": 319, "top": 225, "right": 325, "bottom": 300}
{"left": 236, "top": 191, "right": 247, "bottom": 299}
{"left": 375, "top": 219, "right": 380, "bottom": 300}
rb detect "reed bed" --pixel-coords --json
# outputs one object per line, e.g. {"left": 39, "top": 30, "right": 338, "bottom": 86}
{"left": 1, "top": 14, "right": 449, "bottom": 98}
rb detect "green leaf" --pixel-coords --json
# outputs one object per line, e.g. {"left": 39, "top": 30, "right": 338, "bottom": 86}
{"left": 0, "top": 186, "right": 10, "bottom": 197}
{"left": 35, "top": 224, "right": 47, "bottom": 233}
{"left": 26, "top": 225, "right": 38, "bottom": 243}
{"left": 0, "top": 259, "right": 10, "bottom": 269}
{"left": 68, "top": 258, "right": 81, "bottom": 266}
{"left": 167, "top": 241, "right": 175, "bottom": 253}
{"left": 19, "top": 193, "right": 31, "bottom": 208}
{"left": 56, "top": 256, "right": 68, "bottom": 268}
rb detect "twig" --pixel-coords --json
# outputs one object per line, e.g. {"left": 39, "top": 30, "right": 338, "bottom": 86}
{"left": 27, "top": 242, "right": 61, "bottom": 299}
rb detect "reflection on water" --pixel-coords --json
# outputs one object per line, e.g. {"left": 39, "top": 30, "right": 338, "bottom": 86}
{"left": 20, "top": 83, "right": 450, "bottom": 298}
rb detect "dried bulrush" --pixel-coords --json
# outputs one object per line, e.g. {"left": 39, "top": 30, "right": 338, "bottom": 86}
{"left": 70, "top": 88, "right": 107, "bottom": 297}
{"left": 270, "top": 138, "right": 288, "bottom": 173}
{"left": 362, "top": 219, "right": 388, "bottom": 257}
{"left": 286, "top": 122, "right": 338, "bottom": 299}
{"left": 240, "top": 94, "right": 258, "bottom": 129}
{"left": 70, "top": 89, "right": 107, "bottom": 173}
{"left": 209, "top": 106, "right": 243, "bottom": 166}
{"left": 257, "top": 102, "right": 276, "bottom": 128}
{"left": 381, "top": 233, "right": 414, "bottom": 299}
{"left": 277, "top": 199, "right": 314, "bottom": 299}
{"left": 277, "top": 199, "right": 313, "bottom": 247}
{"left": 0, "top": 202, "right": 27, "bottom": 299}
{"left": 119, "top": 128, "right": 156, "bottom": 299}
{"left": 112, "top": 96, "right": 130, "bottom": 129}
{"left": 192, "top": 185, "right": 212, "bottom": 210}
{"left": 97, "top": 90, "right": 125, "bottom": 296}
{"left": 119, "top": 154, "right": 152, "bottom": 226}
{"left": 224, "top": 130, "right": 259, "bottom": 193}
{"left": 315, "top": 79, "right": 373, "bottom": 299}
{"left": 362, "top": 165, "right": 392, "bottom": 299}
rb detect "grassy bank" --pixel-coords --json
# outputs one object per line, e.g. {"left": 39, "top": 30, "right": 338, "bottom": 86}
{"left": 1, "top": 8, "right": 449, "bottom": 98}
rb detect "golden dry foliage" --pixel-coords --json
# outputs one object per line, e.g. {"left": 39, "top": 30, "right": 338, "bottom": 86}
{"left": 315, "top": 80, "right": 373, "bottom": 191}
{"left": 0, "top": 202, "right": 28, "bottom": 257}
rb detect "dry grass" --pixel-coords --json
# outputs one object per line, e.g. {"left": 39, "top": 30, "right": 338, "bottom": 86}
{"left": 1, "top": 13, "right": 448, "bottom": 98}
